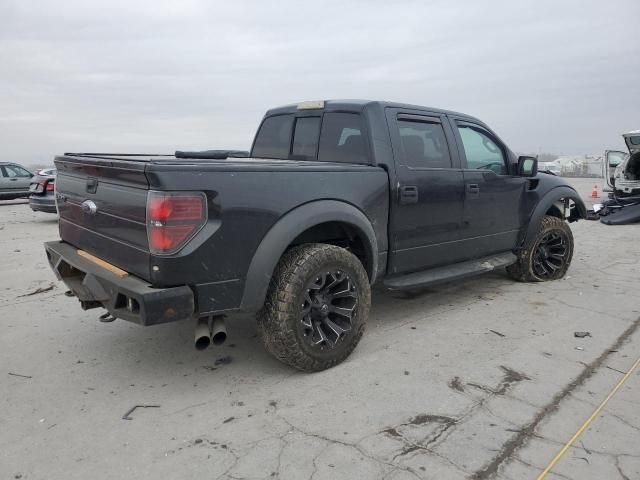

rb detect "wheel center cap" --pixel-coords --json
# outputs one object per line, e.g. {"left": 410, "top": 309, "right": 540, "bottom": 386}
{"left": 320, "top": 304, "right": 329, "bottom": 313}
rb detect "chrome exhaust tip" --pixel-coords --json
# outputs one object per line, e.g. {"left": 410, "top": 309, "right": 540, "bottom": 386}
{"left": 194, "top": 317, "right": 211, "bottom": 350}
{"left": 211, "top": 316, "right": 227, "bottom": 346}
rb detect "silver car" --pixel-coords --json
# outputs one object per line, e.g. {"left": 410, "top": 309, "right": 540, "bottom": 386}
{"left": 0, "top": 163, "right": 33, "bottom": 200}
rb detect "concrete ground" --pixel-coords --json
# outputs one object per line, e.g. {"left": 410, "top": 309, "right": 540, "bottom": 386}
{"left": 1, "top": 177, "right": 638, "bottom": 480}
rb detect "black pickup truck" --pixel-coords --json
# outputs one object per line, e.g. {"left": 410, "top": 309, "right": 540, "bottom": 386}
{"left": 45, "top": 100, "right": 586, "bottom": 371}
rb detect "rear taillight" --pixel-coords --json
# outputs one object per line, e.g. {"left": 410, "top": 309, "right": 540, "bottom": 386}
{"left": 147, "top": 191, "right": 207, "bottom": 254}
{"left": 46, "top": 181, "right": 55, "bottom": 192}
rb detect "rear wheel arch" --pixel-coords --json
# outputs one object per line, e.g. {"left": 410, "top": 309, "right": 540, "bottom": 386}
{"left": 240, "top": 200, "right": 378, "bottom": 313}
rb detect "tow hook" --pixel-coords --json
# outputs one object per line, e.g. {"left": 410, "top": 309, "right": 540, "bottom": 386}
{"left": 99, "top": 312, "right": 117, "bottom": 323}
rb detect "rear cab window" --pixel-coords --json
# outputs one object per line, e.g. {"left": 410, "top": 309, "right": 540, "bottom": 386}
{"left": 318, "top": 113, "right": 367, "bottom": 164}
{"left": 251, "top": 115, "right": 294, "bottom": 159}
{"left": 251, "top": 111, "right": 369, "bottom": 164}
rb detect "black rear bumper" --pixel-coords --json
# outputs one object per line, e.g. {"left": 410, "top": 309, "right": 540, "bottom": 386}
{"left": 29, "top": 195, "right": 57, "bottom": 213}
{"left": 45, "top": 241, "right": 194, "bottom": 325}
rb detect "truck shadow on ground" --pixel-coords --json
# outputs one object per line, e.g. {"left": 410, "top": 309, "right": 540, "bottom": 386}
{"left": 76, "top": 270, "right": 514, "bottom": 378}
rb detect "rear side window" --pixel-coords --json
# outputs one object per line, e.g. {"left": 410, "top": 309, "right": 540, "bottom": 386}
{"left": 291, "top": 117, "right": 321, "bottom": 159}
{"left": 397, "top": 120, "right": 452, "bottom": 168}
{"left": 252, "top": 114, "right": 294, "bottom": 159}
{"left": 318, "top": 113, "right": 367, "bottom": 164}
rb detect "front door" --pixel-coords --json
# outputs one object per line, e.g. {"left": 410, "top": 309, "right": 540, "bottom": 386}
{"left": 451, "top": 119, "right": 528, "bottom": 259}
{"left": 386, "top": 110, "right": 465, "bottom": 275}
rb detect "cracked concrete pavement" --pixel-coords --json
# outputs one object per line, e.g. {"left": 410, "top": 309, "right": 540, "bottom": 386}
{"left": 1, "top": 178, "right": 639, "bottom": 479}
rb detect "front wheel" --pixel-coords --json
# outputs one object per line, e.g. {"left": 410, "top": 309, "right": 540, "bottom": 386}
{"left": 507, "top": 215, "right": 574, "bottom": 282}
{"left": 257, "top": 243, "right": 371, "bottom": 372}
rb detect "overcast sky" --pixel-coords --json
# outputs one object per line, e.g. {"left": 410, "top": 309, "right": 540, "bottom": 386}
{"left": 1, "top": 0, "right": 638, "bottom": 165}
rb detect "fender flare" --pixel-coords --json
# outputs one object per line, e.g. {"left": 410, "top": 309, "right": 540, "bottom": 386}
{"left": 521, "top": 186, "right": 587, "bottom": 246}
{"left": 240, "top": 200, "right": 378, "bottom": 313}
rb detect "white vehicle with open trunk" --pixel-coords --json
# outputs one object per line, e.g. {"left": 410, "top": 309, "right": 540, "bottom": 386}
{"left": 605, "top": 131, "right": 640, "bottom": 197}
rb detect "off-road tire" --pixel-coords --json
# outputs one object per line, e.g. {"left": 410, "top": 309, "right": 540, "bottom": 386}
{"left": 257, "top": 243, "right": 371, "bottom": 372}
{"left": 507, "top": 215, "right": 574, "bottom": 282}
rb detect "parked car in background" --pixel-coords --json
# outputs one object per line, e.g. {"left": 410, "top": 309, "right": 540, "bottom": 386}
{"left": 0, "top": 163, "right": 33, "bottom": 200}
{"left": 29, "top": 168, "right": 57, "bottom": 213}
{"left": 34, "top": 167, "right": 57, "bottom": 177}
{"left": 605, "top": 130, "right": 640, "bottom": 197}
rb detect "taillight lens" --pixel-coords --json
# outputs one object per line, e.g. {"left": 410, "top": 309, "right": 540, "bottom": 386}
{"left": 46, "top": 181, "right": 55, "bottom": 192}
{"left": 147, "top": 191, "right": 207, "bottom": 254}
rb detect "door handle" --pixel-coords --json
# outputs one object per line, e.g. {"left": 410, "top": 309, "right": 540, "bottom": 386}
{"left": 9, "top": 178, "right": 18, "bottom": 181}
{"left": 399, "top": 185, "right": 418, "bottom": 205}
{"left": 466, "top": 183, "right": 480, "bottom": 198}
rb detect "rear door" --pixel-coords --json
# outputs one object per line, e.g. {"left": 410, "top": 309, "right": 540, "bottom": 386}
{"left": 386, "top": 109, "right": 465, "bottom": 274}
{"left": 604, "top": 150, "right": 627, "bottom": 189}
{"left": 450, "top": 118, "right": 528, "bottom": 259}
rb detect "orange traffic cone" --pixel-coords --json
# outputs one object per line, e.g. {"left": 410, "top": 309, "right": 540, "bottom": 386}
{"left": 591, "top": 184, "right": 599, "bottom": 199}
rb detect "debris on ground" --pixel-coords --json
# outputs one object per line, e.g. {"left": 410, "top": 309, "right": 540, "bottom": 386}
{"left": 122, "top": 404, "right": 161, "bottom": 420}
{"left": 587, "top": 197, "right": 640, "bottom": 225}
{"left": 8, "top": 372, "right": 32, "bottom": 379}
{"left": 574, "top": 331, "right": 592, "bottom": 338}
{"left": 214, "top": 355, "right": 232, "bottom": 366}
{"left": 448, "top": 376, "right": 465, "bottom": 392}
{"left": 489, "top": 329, "right": 506, "bottom": 337}
{"left": 16, "top": 284, "right": 55, "bottom": 298}
{"left": 575, "top": 346, "right": 584, "bottom": 351}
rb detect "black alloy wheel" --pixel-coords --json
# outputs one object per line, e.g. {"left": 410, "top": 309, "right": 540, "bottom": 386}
{"left": 532, "top": 231, "right": 570, "bottom": 279}
{"left": 299, "top": 270, "right": 358, "bottom": 350}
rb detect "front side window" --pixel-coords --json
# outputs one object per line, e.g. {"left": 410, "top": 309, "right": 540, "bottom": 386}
{"left": 252, "top": 114, "right": 294, "bottom": 159}
{"left": 291, "top": 117, "right": 321, "bottom": 159}
{"left": 457, "top": 126, "right": 507, "bottom": 174}
{"left": 398, "top": 120, "right": 452, "bottom": 168}
{"left": 318, "top": 113, "right": 367, "bottom": 163}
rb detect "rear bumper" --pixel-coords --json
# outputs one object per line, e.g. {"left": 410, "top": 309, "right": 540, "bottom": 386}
{"left": 45, "top": 241, "right": 194, "bottom": 325}
{"left": 615, "top": 180, "right": 640, "bottom": 195}
{"left": 29, "top": 195, "right": 57, "bottom": 213}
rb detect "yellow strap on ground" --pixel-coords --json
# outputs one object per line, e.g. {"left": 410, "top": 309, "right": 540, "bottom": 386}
{"left": 537, "top": 355, "right": 640, "bottom": 479}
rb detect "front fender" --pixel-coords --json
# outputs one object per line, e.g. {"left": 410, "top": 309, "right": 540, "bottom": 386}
{"left": 521, "top": 186, "right": 586, "bottom": 246}
{"left": 240, "top": 200, "right": 378, "bottom": 313}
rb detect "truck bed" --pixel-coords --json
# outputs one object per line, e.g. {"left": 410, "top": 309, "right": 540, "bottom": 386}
{"left": 54, "top": 153, "right": 389, "bottom": 315}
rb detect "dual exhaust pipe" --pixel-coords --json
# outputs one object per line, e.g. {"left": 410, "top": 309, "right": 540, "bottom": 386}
{"left": 195, "top": 316, "right": 227, "bottom": 350}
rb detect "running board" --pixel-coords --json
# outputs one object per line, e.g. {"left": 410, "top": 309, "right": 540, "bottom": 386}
{"left": 383, "top": 252, "right": 517, "bottom": 290}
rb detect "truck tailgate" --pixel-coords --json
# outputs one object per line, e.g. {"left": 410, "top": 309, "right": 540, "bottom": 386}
{"left": 54, "top": 154, "right": 152, "bottom": 281}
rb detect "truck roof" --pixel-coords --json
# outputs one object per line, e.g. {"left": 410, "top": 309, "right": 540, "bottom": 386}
{"left": 265, "top": 99, "right": 482, "bottom": 122}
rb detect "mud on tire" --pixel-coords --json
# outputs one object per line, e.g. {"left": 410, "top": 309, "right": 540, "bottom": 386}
{"left": 257, "top": 243, "right": 371, "bottom": 372}
{"left": 507, "top": 215, "right": 574, "bottom": 282}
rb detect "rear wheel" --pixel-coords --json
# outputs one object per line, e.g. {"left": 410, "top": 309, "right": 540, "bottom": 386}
{"left": 257, "top": 243, "right": 370, "bottom": 372}
{"left": 507, "top": 215, "right": 574, "bottom": 282}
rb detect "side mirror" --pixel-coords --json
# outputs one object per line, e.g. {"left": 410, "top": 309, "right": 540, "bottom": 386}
{"left": 517, "top": 156, "right": 538, "bottom": 177}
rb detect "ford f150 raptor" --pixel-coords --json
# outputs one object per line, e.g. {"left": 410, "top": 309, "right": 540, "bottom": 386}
{"left": 45, "top": 100, "right": 586, "bottom": 371}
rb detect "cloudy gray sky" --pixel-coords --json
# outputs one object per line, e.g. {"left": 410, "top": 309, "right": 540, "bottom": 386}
{"left": 1, "top": 0, "right": 638, "bottom": 165}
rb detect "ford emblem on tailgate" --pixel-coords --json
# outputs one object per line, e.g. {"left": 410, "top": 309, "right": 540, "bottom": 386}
{"left": 81, "top": 200, "right": 98, "bottom": 215}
